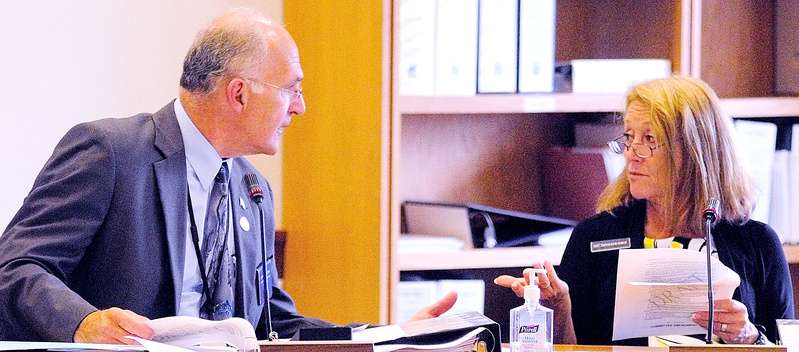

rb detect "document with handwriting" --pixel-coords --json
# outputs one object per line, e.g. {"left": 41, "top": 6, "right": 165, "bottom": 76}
{"left": 612, "top": 248, "right": 740, "bottom": 340}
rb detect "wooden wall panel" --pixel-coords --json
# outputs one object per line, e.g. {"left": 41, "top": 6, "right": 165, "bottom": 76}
{"left": 282, "top": 0, "right": 388, "bottom": 326}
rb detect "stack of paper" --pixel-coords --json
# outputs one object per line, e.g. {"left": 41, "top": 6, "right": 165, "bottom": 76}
{"left": 398, "top": 235, "right": 465, "bottom": 253}
{"left": 613, "top": 248, "right": 740, "bottom": 341}
{"left": 569, "top": 59, "right": 671, "bottom": 93}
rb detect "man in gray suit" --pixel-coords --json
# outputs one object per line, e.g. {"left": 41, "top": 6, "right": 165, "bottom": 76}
{"left": 0, "top": 8, "right": 456, "bottom": 343}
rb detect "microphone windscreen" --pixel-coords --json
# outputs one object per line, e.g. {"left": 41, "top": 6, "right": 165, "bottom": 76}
{"left": 703, "top": 198, "right": 720, "bottom": 223}
{"left": 245, "top": 173, "right": 264, "bottom": 202}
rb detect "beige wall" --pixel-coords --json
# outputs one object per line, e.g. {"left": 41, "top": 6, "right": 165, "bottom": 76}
{"left": 0, "top": 1, "right": 286, "bottom": 229}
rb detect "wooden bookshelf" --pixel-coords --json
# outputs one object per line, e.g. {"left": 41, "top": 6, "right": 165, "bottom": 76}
{"left": 280, "top": 0, "right": 799, "bottom": 326}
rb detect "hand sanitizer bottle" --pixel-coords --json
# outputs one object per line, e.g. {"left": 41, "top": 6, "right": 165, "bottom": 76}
{"left": 510, "top": 269, "right": 553, "bottom": 352}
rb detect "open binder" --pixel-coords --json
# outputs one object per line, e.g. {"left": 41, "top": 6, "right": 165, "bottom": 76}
{"left": 375, "top": 311, "right": 500, "bottom": 351}
{"left": 258, "top": 311, "right": 499, "bottom": 352}
{"left": 402, "top": 201, "right": 575, "bottom": 248}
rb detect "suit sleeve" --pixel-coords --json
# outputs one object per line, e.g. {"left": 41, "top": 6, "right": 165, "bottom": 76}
{"left": 0, "top": 123, "right": 115, "bottom": 341}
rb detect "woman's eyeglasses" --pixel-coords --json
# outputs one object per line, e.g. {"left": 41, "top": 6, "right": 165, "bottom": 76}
{"left": 608, "top": 134, "right": 660, "bottom": 158}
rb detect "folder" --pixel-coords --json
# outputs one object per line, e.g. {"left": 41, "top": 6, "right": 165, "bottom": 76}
{"left": 735, "top": 120, "right": 777, "bottom": 223}
{"left": 434, "top": 0, "right": 479, "bottom": 95}
{"left": 790, "top": 124, "right": 799, "bottom": 244}
{"left": 477, "top": 0, "right": 519, "bottom": 93}
{"left": 398, "top": 0, "right": 436, "bottom": 96}
{"left": 518, "top": 0, "right": 557, "bottom": 93}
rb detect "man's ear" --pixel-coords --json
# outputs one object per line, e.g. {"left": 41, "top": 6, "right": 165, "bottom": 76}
{"left": 226, "top": 77, "right": 247, "bottom": 114}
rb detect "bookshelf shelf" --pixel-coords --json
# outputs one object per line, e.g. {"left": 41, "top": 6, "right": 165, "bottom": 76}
{"left": 397, "top": 93, "right": 626, "bottom": 115}
{"left": 398, "top": 95, "right": 799, "bottom": 118}
{"left": 399, "top": 244, "right": 799, "bottom": 272}
{"left": 720, "top": 97, "right": 799, "bottom": 118}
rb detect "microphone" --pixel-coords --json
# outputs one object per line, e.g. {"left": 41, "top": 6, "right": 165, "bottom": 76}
{"left": 703, "top": 198, "right": 720, "bottom": 223}
{"left": 245, "top": 173, "right": 278, "bottom": 341}
{"left": 703, "top": 198, "right": 720, "bottom": 343}
{"left": 245, "top": 173, "right": 264, "bottom": 203}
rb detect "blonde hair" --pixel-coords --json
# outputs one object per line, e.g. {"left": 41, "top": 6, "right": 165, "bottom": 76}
{"left": 596, "top": 76, "right": 758, "bottom": 236}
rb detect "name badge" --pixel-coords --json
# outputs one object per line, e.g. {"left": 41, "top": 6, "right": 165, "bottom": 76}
{"left": 590, "top": 238, "right": 631, "bottom": 253}
{"left": 256, "top": 257, "right": 275, "bottom": 305}
{"left": 265, "top": 257, "right": 275, "bottom": 298}
{"left": 256, "top": 262, "right": 266, "bottom": 305}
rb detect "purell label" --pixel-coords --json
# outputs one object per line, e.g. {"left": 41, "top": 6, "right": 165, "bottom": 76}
{"left": 519, "top": 325, "right": 540, "bottom": 334}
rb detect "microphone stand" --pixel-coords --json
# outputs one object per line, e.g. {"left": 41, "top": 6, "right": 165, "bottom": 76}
{"left": 246, "top": 174, "right": 279, "bottom": 341}
{"left": 703, "top": 198, "right": 719, "bottom": 344}
{"left": 705, "top": 215, "right": 714, "bottom": 344}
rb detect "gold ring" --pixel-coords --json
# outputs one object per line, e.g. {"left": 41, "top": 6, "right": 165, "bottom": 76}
{"left": 541, "top": 281, "right": 551, "bottom": 289}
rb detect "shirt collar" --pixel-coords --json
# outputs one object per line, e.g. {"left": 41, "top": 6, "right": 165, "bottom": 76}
{"left": 174, "top": 99, "right": 224, "bottom": 191}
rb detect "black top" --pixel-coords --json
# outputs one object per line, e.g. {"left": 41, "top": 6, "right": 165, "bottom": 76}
{"left": 558, "top": 199, "right": 794, "bottom": 345}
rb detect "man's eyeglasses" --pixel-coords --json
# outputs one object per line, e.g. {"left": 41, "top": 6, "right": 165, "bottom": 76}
{"left": 244, "top": 78, "right": 303, "bottom": 101}
{"left": 608, "top": 133, "right": 661, "bottom": 158}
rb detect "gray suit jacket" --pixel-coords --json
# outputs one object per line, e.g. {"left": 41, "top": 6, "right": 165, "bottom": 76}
{"left": 0, "top": 102, "right": 333, "bottom": 341}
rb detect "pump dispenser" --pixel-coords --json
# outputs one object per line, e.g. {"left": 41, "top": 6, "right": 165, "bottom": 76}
{"left": 509, "top": 269, "right": 553, "bottom": 352}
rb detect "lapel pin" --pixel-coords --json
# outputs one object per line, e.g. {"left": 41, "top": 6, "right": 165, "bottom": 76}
{"left": 239, "top": 217, "right": 250, "bottom": 232}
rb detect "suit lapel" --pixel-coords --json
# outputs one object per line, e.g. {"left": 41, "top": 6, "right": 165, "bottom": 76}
{"left": 151, "top": 101, "right": 189, "bottom": 315}
{"left": 147, "top": 101, "right": 270, "bottom": 323}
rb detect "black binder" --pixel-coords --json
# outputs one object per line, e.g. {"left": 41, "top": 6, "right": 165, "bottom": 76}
{"left": 402, "top": 201, "right": 576, "bottom": 248}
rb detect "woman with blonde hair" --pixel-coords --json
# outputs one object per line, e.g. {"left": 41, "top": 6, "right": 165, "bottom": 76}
{"left": 496, "top": 76, "right": 793, "bottom": 345}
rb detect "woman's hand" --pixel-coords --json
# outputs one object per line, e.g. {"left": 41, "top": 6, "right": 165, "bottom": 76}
{"left": 494, "top": 261, "right": 577, "bottom": 344}
{"left": 494, "top": 261, "right": 568, "bottom": 307}
{"left": 691, "top": 299, "right": 764, "bottom": 344}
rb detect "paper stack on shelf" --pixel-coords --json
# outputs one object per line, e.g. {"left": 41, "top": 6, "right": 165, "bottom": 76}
{"left": 398, "top": 235, "right": 465, "bottom": 253}
{"left": 558, "top": 59, "right": 671, "bottom": 93}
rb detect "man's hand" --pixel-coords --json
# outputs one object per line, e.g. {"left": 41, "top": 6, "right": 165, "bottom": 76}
{"left": 74, "top": 308, "right": 153, "bottom": 344}
{"left": 408, "top": 290, "right": 458, "bottom": 321}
